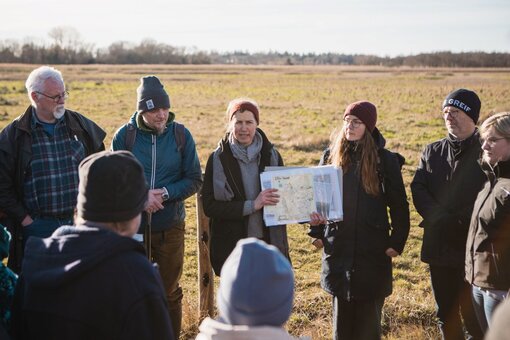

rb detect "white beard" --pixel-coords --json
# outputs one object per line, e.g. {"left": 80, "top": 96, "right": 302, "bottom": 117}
{"left": 53, "top": 106, "right": 65, "bottom": 119}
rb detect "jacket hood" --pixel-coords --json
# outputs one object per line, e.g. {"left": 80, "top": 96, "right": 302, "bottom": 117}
{"left": 196, "top": 317, "right": 308, "bottom": 340}
{"left": 22, "top": 224, "right": 145, "bottom": 288}
{"left": 371, "top": 127, "right": 386, "bottom": 149}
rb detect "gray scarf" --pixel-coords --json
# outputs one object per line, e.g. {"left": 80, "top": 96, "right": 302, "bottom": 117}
{"left": 228, "top": 132, "right": 263, "bottom": 164}
{"left": 212, "top": 132, "right": 272, "bottom": 238}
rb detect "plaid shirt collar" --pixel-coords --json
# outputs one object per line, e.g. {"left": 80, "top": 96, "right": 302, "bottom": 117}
{"left": 30, "top": 107, "right": 64, "bottom": 130}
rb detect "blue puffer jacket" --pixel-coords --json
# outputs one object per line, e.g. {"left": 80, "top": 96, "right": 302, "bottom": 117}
{"left": 111, "top": 112, "right": 202, "bottom": 232}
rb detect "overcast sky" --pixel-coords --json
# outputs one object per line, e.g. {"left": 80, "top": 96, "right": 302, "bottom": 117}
{"left": 1, "top": 0, "right": 509, "bottom": 56}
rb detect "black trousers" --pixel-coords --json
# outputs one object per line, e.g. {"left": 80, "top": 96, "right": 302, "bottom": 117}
{"left": 333, "top": 295, "right": 384, "bottom": 340}
{"left": 429, "top": 265, "right": 484, "bottom": 340}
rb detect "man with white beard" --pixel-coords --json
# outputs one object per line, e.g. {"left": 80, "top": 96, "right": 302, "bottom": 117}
{"left": 0, "top": 66, "right": 105, "bottom": 273}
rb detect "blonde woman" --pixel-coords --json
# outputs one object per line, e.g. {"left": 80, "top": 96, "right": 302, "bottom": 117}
{"left": 465, "top": 112, "right": 510, "bottom": 333}
{"left": 309, "top": 101, "right": 410, "bottom": 340}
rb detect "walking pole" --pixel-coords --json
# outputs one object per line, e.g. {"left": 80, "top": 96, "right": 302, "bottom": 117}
{"left": 145, "top": 212, "right": 152, "bottom": 261}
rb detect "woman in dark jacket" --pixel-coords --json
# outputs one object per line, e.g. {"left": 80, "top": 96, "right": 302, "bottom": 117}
{"left": 465, "top": 112, "right": 510, "bottom": 333}
{"left": 201, "top": 98, "right": 290, "bottom": 275}
{"left": 309, "top": 101, "right": 410, "bottom": 340}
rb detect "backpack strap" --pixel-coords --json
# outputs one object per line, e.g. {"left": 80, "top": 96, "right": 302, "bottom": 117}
{"left": 174, "top": 121, "right": 186, "bottom": 156}
{"left": 124, "top": 123, "right": 137, "bottom": 152}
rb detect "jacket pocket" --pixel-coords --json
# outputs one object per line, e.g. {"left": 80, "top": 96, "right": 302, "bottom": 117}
{"left": 362, "top": 215, "right": 391, "bottom": 263}
{"left": 321, "top": 255, "right": 350, "bottom": 298}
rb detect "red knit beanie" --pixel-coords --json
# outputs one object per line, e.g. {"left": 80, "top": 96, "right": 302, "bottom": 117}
{"left": 227, "top": 99, "right": 260, "bottom": 124}
{"left": 343, "top": 101, "right": 377, "bottom": 132}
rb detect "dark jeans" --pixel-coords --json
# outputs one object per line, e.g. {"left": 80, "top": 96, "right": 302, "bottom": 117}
{"left": 151, "top": 224, "right": 185, "bottom": 339}
{"left": 333, "top": 295, "right": 385, "bottom": 340}
{"left": 429, "top": 265, "right": 484, "bottom": 340}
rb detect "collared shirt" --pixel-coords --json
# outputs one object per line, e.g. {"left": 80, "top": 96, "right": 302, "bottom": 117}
{"left": 23, "top": 108, "right": 85, "bottom": 217}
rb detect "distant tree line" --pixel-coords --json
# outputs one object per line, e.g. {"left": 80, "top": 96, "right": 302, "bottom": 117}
{"left": 210, "top": 51, "right": 510, "bottom": 67}
{"left": 1, "top": 27, "right": 509, "bottom": 67}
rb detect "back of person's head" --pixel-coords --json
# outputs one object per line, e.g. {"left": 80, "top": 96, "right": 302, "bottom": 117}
{"left": 76, "top": 150, "right": 148, "bottom": 223}
{"left": 217, "top": 238, "right": 294, "bottom": 327}
{"left": 0, "top": 224, "right": 11, "bottom": 261}
{"left": 25, "top": 66, "right": 64, "bottom": 105}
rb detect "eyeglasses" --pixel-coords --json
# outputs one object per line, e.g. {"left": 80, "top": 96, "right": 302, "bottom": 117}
{"left": 36, "top": 91, "right": 69, "bottom": 103}
{"left": 480, "top": 136, "right": 507, "bottom": 146}
{"left": 343, "top": 118, "right": 364, "bottom": 128}
{"left": 442, "top": 109, "right": 462, "bottom": 119}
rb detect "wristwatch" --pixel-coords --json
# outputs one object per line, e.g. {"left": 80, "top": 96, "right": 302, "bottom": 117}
{"left": 161, "top": 187, "right": 169, "bottom": 201}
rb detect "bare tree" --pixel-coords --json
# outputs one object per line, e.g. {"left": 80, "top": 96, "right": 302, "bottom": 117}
{"left": 48, "top": 26, "right": 82, "bottom": 49}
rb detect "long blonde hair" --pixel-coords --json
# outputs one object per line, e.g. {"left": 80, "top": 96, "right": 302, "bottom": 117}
{"left": 327, "top": 126, "right": 380, "bottom": 196}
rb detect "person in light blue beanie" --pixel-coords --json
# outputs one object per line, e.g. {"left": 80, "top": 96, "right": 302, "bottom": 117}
{"left": 218, "top": 237, "right": 294, "bottom": 327}
{"left": 196, "top": 238, "right": 310, "bottom": 340}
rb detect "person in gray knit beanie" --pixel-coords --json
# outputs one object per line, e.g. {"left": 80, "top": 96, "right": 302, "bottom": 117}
{"left": 196, "top": 238, "right": 310, "bottom": 340}
{"left": 111, "top": 74, "right": 203, "bottom": 338}
{"left": 137, "top": 76, "right": 170, "bottom": 113}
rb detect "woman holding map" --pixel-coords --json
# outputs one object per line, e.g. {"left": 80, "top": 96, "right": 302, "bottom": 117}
{"left": 201, "top": 98, "right": 290, "bottom": 275}
{"left": 308, "top": 100, "right": 410, "bottom": 340}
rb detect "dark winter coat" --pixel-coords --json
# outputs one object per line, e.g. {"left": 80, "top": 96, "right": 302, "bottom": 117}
{"left": 0, "top": 106, "right": 105, "bottom": 273}
{"left": 309, "top": 128, "right": 410, "bottom": 301}
{"left": 201, "top": 128, "right": 290, "bottom": 275}
{"left": 0, "top": 106, "right": 106, "bottom": 225}
{"left": 465, "top": 159, "right": 510, "bottom": 290}
{"left": 11, "top": 224, "right": 174, "bottom": 340}
{"left": 411, "top": 132, "right": 486, "bottom": 267}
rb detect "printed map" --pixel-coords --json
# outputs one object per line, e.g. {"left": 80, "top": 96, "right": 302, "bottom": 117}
{"left": 265, "top": 173, "right": 316, "bottom": 222}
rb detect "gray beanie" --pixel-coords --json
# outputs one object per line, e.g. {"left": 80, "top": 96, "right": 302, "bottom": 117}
{"left": 217, "top": 238, "right": 294, "bottom": 327}
{"left": 77, "top": 150, "right": 148, "bottom": 222}
{"left": 137, "top": 76, "right": 170, "bottom": 113}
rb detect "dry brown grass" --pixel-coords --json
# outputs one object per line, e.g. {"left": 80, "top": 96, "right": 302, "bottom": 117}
{"left": 1, "top": 64, "right": 510, "bottom": 339}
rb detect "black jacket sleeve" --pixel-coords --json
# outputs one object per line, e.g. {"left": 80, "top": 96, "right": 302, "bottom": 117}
{"left": 382, "top": 150, "right": 410, "bottom": 254}
{"left": 0, "top": 123, "right": 27, "bottom": 224}
{"left": 410, "top": 146, "right": 451, "bottom": 227}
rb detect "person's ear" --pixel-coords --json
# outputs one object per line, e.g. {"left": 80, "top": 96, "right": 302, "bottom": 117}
{"left": 30, "top": 91, "right": 39, "bottom": 104}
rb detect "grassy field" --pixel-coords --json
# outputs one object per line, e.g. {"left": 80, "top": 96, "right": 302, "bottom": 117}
{"left": 1, "top": 64, "right": 510, "bottom": 339}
